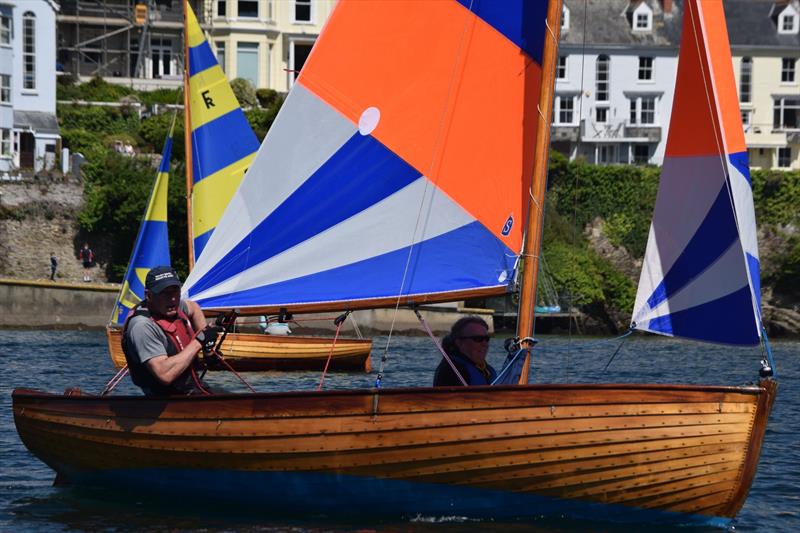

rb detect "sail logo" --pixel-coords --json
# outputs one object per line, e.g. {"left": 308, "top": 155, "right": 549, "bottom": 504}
{"left": 501, "top": 215, "right": 514, "bottom": 236}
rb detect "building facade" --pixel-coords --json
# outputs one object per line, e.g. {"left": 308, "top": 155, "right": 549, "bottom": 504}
{"left": 729, "top": 0, "right": 800, "bottom": 170}
{"left": 57, "top": 0, "right": 334, "bottom": 93}
{"left": 1, "top": 0, "right": 60, "bottom": 174}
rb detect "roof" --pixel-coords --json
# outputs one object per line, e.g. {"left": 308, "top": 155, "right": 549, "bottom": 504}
{"left": 13, "top": 110, "right": 60, "bottom": 135}
{"left": 560, "top": 0, "right": 682, "bottom": 48}
{"left": 725, "top": 0, "right": 800, "bottom": 50}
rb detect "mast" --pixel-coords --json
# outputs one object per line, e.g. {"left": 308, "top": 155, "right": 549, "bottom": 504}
{"left": 516, "top": 0, "right": 563, "bottom": 385}
{"left": 183, "top": 0, "right": 195, "bottom": 269}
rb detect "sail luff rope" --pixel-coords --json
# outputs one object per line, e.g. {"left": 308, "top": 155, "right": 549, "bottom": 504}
{"left": 378, "top": 0, "right": 480, "bottom": 384}
{"left": 414, "top": 309, "right": 468, "bottom": 387}
{"left": 685, "top": 0, "right": 763, "bottom": 342}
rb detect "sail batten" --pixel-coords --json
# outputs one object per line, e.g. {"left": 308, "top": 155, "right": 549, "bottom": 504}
{"left": 632, "top": 0, "right": 761, "bottom": 346}
{"left": 184, "top": 0, "right": 552, "bottom": 313}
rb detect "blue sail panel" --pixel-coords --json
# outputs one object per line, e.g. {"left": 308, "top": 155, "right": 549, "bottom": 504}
{"left": 194, "top": 222, "right": 515, "bottom": 310}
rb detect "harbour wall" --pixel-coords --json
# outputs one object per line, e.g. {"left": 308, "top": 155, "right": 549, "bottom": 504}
{"left": 0, "top": 279, "right": 495, "bottom": 334}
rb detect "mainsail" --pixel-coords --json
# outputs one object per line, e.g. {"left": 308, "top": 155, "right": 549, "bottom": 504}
{"left": 185, "top": 1, "right": 260, "bottom": 263}
{"left": 632, "top": 0, "right": 761, "bottom": 345}
{"left": 185, "top": 0, "right": 550, "bottom": 314}
{"left": 110, "top": 134, "right": 173, "bottom": 325}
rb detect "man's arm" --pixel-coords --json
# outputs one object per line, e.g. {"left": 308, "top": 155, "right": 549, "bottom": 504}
{"left": 146, "top": 338, "right": 203, "bottom": 386}
{"left": 184, "top": 299, "right": 208, "bottom": 332}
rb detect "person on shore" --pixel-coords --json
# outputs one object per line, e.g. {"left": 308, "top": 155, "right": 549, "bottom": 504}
{"left": 433, "top": 316, "right": 497, "bottom": 387}
{"left": 122, "top": 266, "right": 221, "bottom": 396}
{"left": 49, "top": 252, "right": 57, "bottom": 281}
{"left": 79, "top": 243, "right": 93, "bottom": 282}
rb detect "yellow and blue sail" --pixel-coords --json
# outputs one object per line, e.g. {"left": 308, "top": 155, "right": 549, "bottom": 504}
{"left": 186, "top": 2, "right": 260, "bottom": 261}
{"left": 184, "top": 1, "right": 551, "bottom": 312}
{"left": 110, "top": 135, "right": 173, "bottom": 325}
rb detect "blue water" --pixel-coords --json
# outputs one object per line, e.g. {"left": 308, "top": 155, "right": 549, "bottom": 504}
{"left": 1, "top": 329, "right": 798, "bottom": 532}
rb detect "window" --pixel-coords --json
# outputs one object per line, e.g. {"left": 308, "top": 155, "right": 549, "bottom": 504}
{"left": 0, "top": 14, "right": 10, "bottom": 45}
{"left": 237, "top": 42, "right": 259, "bottom": 87}
{"left": 741, "top": 110, "right": 751, "bottom": 128}
{"left": 598, "top": 145, "right": 617, "bottom": 164}
{"left": 596, "top": 55, "right": 609, "bottom": 102}
{"left": 295, "top": 0, "right": 312, "bottom": 23}
{"left": 638, "top": 56, "right": 653, "bottom": 81}
{"left": 633, "top": 144, "right": 650, "bottom": 164}
{"left": 561, "top": 5, "right": 570, "bottom": 31}
{"left": 630, "top": 96, "right": 657, "bottom": 125}
{"left": 781, "top": 58, "right": 796, "bottom": 83}
{"left": 774, "top": 98, "right": 800, "bottom": 129}
{"left": 216, "top": 0, "right": 226, "bottom": 17}
{"left": 238, "top": 0, "right": 258, "bottom": 18}
{"left": 0, "top": 74, "right": 9, "bottom": 103}
{"left": 777, "top": 147, "right": 792, "bottom": 167}
{"left": 22, "top": 12, "right": 35, "bottom": 90}
{"left": 556, "top": 55, "right": 567, "bottom": 80}
{"left": 0, "top": 128, "right": 10, "bottom": 157}
{"left": 595, "top": 106, "right": 608, "bottom": 123}
{"left": 632, "top": 5, "right": 652, "bottom": 32}
{"left": 739, "top": 57, "right": 752, "bottom": 103}
{"left": 555, "top": 95, "right": 575, "bottom": 125}
{"left": 778, "top": 9, "right": 798, "bottom": 34}
{"left": 215, "top": 41, "right": 226, "bottom": 73}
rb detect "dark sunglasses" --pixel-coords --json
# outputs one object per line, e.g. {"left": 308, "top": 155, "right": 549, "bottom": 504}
{"left": 459, "top": 335, "right": 491, "bottom": 343}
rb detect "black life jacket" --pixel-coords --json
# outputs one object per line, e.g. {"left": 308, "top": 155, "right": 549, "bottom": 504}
{"left": 121, "top": 303, "right": 201, "bottom": 396}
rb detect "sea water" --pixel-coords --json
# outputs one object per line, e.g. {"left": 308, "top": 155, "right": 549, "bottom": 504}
{"left": 1, "top": 330, "right": 797, "bottom": 532}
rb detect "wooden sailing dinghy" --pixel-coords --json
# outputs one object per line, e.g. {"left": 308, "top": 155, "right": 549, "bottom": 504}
{"left": 14, "top": 0, "right": 775, "bottom": 526}
{"left": 105, "top": 2, "right": 371, "bottom": 372}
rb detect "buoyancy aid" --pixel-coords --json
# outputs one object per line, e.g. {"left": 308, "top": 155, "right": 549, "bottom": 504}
{"left": 435, "top": 352, "right": 497, "bottom": 386}
{"left": 122, "top": 303, "right": 201, "bottom": 396}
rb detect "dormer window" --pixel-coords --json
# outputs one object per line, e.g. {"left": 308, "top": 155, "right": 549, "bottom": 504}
{"left": 632, "top": 3, "right": 653, "bottom": 32}
{"left": 562, "top": 5, "right": 570, "bottom": 31}
{"left": 778, "top": 5, "right": 799, "bottom": 34}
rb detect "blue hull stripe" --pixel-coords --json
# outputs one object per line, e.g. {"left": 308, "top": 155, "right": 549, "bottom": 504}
{"left": 455, "top": 0, "right": 548, "bottom": 65}
{"left": 60, "top": 467, "right": 731, "bottom": 528}
{"left": 190, "top": 133, "right": 422, "bottom": 296}
{"left": 191, "top": 109, "right": 260, "bottom": 185}
{"left": 195, "top": 221, "right": 515, "bottom": 309}
{"left": 188, "top": 42, "right": 217, "bottom": 77}
{"left": 729, "top": 151, "right": 751, "bottom": 187}
{"left": 646, "top": 285, "right": 759, "bottom": 345}
{"left": 646, "top": 185, "right": 738, "bottom": 311}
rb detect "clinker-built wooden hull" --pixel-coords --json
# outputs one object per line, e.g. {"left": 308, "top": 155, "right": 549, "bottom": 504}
{"left": 106, "top": 327, "right": 371, "bottom": 372}
{"left": 13, "top": 380, "right": 776, "bottom": 525}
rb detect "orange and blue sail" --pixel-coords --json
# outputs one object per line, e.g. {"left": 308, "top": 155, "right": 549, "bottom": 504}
{"left": 110, "top": 134, "right": 173, "bottom": 325}
{"left": 184, "top": 0, "right": 551, "bottom": 312}
{"left": 186, "top": 1, "right": 260, "bottom": 262}
{"left": 632, "top": 0, "right": 761, "bottom": 345}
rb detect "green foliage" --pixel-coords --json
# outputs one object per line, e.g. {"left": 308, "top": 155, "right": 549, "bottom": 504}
{"left": 768, "top": 234, "right": 800, "bottom": 302}
{"left": 230, "top": 78, "right": 258, "bottom": 108}
{"left": 58, "top": 105, "right": 140, "bottom": 135}
{"left": 547, "top": 156, "right": 659, "bottom": 257}
{"left": 56, "top": 76, "right": 135, "bottom": 102}
{"left": 256, "top": 88, "right": 280, "bottom": 109}
{"left": 751, "top": 169, "right": 800, "bottom": 227}
{"left": 139, "top": 111, "right": 185, "bottom": 161}
{"left": 139, "top": 88, "right": 182, "bottom": 107}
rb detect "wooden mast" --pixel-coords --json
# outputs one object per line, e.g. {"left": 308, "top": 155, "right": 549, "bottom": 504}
{"left": 516, "top": 0, "right": 563, "bottom": 385}
{"left": 183, "top": 0, "right": 195, "bottom": 269}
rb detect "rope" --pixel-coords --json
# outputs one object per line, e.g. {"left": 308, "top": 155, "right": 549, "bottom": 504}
{"left": 602, "top": 328, "right": 634, "bottom": 372}
{"left": 491, "top": 348, "right": 527, "bottom": 385}
{"left": 214, "top": 353, "right": 257, "bottom": 393}
{"left": 100, "top": 365, "right": 129, "bottom": 396}
{"left": 414, "top": 309, "right": 468, "bottom": 387}
{"left": 317, "top": 314, "right": 346, "bottom": 391}
{"left": 760, "top": 323, "right": 777, "bottom": 379}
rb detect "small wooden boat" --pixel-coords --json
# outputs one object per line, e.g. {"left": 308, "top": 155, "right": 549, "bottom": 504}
{"left": 12, "top": 381, "right": 775, "bottom": 525}
{"left": 106, "top": 327, "right": 371, "bottom": 372}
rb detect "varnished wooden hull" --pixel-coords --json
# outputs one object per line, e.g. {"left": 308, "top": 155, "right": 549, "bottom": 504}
{"left": 106, "top": 327, "right": 371, "bottom": 372}
{"left": 12, "top": 380, "right": 776, "bottom": 525}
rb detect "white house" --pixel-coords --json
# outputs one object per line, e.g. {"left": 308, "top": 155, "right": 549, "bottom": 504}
{"left": 554, "top": 0, "right": 680, "bottom": 166}
{"left": 1, "top": 0, "right": 59, "bottom": 174}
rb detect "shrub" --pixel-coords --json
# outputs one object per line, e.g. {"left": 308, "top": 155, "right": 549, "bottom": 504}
{"left": 230, "top": 78, "right": 258, "bottom": 108}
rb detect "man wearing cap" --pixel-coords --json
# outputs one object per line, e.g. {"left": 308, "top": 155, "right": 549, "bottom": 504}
{"left": 122, "top": 266, "right": 220, "bottom": 396}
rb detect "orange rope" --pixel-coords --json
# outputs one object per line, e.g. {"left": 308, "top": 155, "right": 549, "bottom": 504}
{"left": 317, "top": 319, "right": 344, "bottom": 391}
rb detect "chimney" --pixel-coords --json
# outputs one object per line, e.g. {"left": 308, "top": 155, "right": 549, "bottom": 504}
{"left": 662, "top": 0, "right": 673, "bottom": 13}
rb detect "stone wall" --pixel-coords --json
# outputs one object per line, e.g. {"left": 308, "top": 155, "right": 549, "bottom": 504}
{"left": 0, "top": 279, "right": 118, "bottom": 328}
{"left": 0, "top": 174, "right": 107, "bottom": 283}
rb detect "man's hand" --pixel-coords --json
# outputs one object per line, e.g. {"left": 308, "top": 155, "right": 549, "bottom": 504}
{"left": 195, "top": 325, "right": 223, "bottom": 352}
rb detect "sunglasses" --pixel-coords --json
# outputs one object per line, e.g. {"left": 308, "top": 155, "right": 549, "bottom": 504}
{"left": 459, "top": 335, "right": 491, "bottom": 343}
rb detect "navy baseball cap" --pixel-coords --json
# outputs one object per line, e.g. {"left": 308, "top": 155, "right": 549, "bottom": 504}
{"left": 145, "top": 266, "right": 181, "bottom": 294}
